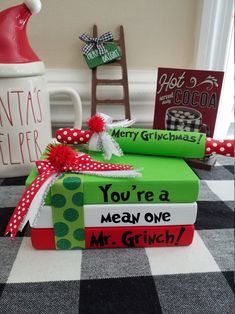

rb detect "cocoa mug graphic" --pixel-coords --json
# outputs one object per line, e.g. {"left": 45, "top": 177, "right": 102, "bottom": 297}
{"left": 0, "top": 1, "right": 82, "bottom": 178}
{"left": 165, "top": 106, "right": 210, "bottom": 135}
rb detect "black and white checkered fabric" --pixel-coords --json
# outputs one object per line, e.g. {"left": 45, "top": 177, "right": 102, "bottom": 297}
{"left": 79, "top": 32, "right": 113, "bottom": 56}
{"left": 165, "top": 117, "right": 202, "bottom": 132}
{"left": 0, "top": 155, "right": 234, "bottom": 313}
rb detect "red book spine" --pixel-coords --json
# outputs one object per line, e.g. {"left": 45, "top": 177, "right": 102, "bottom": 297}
{"left": 30, "top": 225, "right": 194, "bottom": 250}
{"left": 86, "top": 225, "right": 194, "bottom": 249}
{"left": 30, "top": 228, "right": 55, "bottom": 250}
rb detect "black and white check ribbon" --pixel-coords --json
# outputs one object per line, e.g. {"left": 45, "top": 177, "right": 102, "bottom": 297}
{"left": 79, "top": 32, "right": 113, "bottom": 56}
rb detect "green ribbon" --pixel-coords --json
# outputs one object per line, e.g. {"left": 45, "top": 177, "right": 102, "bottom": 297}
{"left": 51, "top": 173, "right": 85, "bottom": 250}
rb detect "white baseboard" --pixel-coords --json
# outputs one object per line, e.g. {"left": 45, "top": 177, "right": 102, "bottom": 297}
{"left": 46, "top": 69, "right": 157, "bottom": 128}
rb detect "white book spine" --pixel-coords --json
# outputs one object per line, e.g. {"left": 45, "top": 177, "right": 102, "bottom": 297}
{"left": 32, "top": 203, "right": 197, "bottom": 228}
{"left": 85, "top": 203, "right": 197, "bottom": 227}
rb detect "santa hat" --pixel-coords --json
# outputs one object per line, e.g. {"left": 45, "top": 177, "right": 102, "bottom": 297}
{"left": 0, "top": 0, "right": 41, "bottom": 64}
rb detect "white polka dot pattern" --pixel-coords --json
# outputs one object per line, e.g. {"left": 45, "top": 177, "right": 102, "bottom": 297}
{"left": 4, "top": 168, "right": 57, "bottom": 239}
{"left": 56, "top": 128, "right": 92, "bottom": 144}
{"left": 205, "top": 138, "right": 234, "bottom": 157}
{"left": 76, "top": 154, "right": 132, "bottom": 172}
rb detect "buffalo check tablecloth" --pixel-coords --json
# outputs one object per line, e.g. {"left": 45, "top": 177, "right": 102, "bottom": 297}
{"left": 0, "top": 155, "right": 234, "bottom": 314}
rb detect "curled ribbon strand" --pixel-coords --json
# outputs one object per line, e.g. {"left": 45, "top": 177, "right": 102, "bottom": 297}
{"left": 79, "top": 32, "right": 113, "bottom": 56}
{"left": 4, "top": 169, "right": 57, "bottom": 239}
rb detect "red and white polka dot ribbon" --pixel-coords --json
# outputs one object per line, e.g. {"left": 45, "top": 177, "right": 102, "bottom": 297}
{"left": 56, "top": 128, "right": 92, "bottom": 145}
{"left": 4, "top": 169, "right": 57, "bottom": 239}
{"left": 205, "top": 138, "right": 234, "bottom": 157}
{"left": 4, "top": 145, "right": 141, "bottom": 239}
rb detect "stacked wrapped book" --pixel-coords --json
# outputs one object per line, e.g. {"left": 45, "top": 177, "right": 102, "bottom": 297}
{"left": 5, "top": 120, "right": 233, "bottom": 250}
{"left": 28, "top": 151, "right": 199, "bottom": 250}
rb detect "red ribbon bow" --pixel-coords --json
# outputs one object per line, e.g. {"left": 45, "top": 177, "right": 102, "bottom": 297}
{"left": 5, "top": 144, "right": 140, "bottom": 239}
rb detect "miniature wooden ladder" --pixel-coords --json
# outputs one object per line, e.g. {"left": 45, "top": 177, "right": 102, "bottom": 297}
{"left": 91, "top": 25, "right": 131, "bottom": 119}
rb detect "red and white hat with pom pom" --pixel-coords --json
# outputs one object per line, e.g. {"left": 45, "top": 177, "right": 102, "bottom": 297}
{"left": 56, "top": 113, "right": 135, "bottom": 160}
{"left": 56, "top": 114, "right": 105, "bottom": 145}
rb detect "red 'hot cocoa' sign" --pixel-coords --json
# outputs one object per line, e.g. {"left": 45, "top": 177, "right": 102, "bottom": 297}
{"left": 153, "top": 68, "right": 224, "bottom": 137}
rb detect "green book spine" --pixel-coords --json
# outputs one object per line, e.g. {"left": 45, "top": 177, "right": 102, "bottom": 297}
{"left": 26, "top": 153, "right": 200, "bottom": 205}
{"left": 109, "top": 128, "right": 206, "bottom": 158}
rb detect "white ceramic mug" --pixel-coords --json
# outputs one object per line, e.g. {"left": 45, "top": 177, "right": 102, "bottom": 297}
{"left": 0, "top": 62, "right": 82, "bottom": 178}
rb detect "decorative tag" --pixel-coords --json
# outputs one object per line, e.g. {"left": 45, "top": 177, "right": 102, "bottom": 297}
{"left": 84, "top": 43, "right": 121, "bottom": 69}
{"left": 79, "top": 32, "right": 121, "bottom": 69}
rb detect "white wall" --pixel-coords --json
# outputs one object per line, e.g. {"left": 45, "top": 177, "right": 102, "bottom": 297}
{"left": 1, "top": 0, "right": 206, "bottom": 128}
{"left": 1, "top": 0, "right": 201, "bottom": 70}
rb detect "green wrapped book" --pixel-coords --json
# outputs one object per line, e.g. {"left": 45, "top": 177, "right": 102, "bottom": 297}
{"left": 109, "top": 128, "right": 206, "bottom": 158}
{"left": 26, "top": 151, "right": 199, "bottom": 205}
{"left": 25, "top": 151, "right": 199, "bottom": 249}
{"left": 5, "top": 146, "right": 199, "bottom": 249}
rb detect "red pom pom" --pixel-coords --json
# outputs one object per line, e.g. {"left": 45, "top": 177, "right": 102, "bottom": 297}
{"left": 46, "top": 144, "right": 76, "bottom": 171}
{"left": 87, "top": 115, "right": 105, "bottom": 133}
